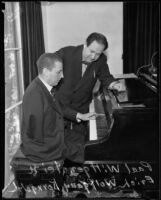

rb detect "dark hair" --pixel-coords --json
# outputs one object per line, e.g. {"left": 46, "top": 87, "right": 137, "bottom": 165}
{"left": 86, "top": 32, "right": 108, "bottom": 51}
{"left": 36, "top": 53, "right": 62, "bottom": 74}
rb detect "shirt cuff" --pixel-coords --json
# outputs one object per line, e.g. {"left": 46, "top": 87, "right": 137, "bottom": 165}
{"left": 76, "top": 113, "right": 81, "bottom": 122}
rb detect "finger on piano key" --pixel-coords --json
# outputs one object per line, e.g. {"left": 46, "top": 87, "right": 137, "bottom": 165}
{"left": 95, "top": 113, "right": 105, "bottom": 119}
{"left": 88, "top": 112, "right": 97, "bottom": 120}
{"left": 89, "top": 113, "right": 105, "bottom": 120}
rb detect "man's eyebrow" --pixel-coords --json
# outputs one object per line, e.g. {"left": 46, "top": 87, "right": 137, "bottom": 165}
{"left": 90, "top": 49, "right": 101, "bottom": 53}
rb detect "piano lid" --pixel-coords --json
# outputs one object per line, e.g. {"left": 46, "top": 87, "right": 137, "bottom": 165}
{"left": 111, "top": 78, "right": 157, "bottom": 107}
{"left": 137, "top": 52, "right": 158, "bottom": 88}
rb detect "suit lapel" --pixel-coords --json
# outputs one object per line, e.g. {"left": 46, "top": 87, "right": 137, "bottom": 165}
{"left": 35, "top": 78, "right": 62, "bottom": 115}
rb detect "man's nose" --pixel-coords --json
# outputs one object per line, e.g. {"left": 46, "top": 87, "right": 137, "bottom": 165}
{"left": 61, "top": 72, "right": 64, "bottom": 79}
{"left": 91, "top": 53, "right": 96, "bottom": 60}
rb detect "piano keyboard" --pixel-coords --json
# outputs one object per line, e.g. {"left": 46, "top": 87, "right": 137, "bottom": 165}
{"left": 89, "top": 93, "right": 113, "bottom": 141}
{"left": 89, "top": 99, "right": 97, "bottom": 140}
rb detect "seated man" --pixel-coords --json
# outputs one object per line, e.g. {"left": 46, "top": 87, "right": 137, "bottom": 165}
{"left": 17, "top": 53, "right": 64, "bottom": 162}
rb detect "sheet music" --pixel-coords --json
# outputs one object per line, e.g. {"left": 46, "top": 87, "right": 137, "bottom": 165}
{"left": 113, "top": 73, "right": 137, "bottom": 79}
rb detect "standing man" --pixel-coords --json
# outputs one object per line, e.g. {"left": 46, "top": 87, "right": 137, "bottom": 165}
{"left": 55, "top": 32, "right": 124, "bottom": 164}
{"left": 20, "top": 53, "right": 64, "bottom": 162}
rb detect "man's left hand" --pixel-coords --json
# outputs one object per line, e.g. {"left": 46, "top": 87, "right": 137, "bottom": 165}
{"left": 109, "top": 81, "right": 126, "bottom": 92}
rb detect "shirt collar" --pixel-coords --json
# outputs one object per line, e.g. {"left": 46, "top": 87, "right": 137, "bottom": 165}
{"left": 38, "top": 76, "right": 52, "bottom": 93}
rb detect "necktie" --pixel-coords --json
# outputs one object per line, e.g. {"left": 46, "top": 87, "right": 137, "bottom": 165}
{"left": 50, "top": 86, "right": 56, "bottom": 100}
{"left": 82, "top": 61, "right": 90, "bottom": 77}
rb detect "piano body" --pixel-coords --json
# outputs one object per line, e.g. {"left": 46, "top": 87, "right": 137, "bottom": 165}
{"left": 78, "top": 63, "right": 158, "bottom": 198}
{"left": 63, "top": 68, "right": 159, "bottom": 198}
{"left": 85, "top": 72, "right": 158, "bottom": 162}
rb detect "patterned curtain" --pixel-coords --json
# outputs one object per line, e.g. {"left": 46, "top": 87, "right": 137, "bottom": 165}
{"left": 4, "top": 2, "right": 23, "bottom": 191}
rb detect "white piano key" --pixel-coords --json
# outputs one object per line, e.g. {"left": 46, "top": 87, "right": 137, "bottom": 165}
{"left": 89, "top": 99, "right": 97, "bottom": 140}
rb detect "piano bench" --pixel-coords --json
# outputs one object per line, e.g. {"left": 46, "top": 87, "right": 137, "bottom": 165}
{"left": 10, "top": 156, "right": 64, "bottom": 198}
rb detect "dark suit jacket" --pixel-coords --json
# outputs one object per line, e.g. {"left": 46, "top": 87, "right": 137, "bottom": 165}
{"left": 56, "top": 45, "right": 115, "bottom": 121}
{"left": 20, "top": 77, "right": 64, "bottom": 162}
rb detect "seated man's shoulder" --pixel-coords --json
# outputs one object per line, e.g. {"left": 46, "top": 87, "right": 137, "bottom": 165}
{"left": 23, "top": 81, "right": 42, "bottom": 100}
{"left": 63, "top": 45, "right": 81, "bottom": 51}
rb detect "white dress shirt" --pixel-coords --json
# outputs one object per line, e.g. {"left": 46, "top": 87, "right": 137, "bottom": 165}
{"left": 38, "top": 76, "right": 53, "bottom": 94}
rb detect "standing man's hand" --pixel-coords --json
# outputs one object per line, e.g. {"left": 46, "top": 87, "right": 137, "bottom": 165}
{"left": 109, "top": 81, "right": 126, "bottom": 92}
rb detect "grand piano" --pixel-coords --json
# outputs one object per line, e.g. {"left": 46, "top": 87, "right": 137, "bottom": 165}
{"left": 83, "top": 68, "right": 159, "bottom": 198}
{"left": 60, "top": 64, "right": 158, "bottom": 198}
{"left": 85, "top": 69, "right": 158, "bottom": 162}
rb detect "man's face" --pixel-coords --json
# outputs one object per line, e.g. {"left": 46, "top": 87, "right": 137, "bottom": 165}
{"left": 47, "top": 61, "right": 63, "bottom": 86}
{"left": 83, "top": 40, "right": 105, "bottom": 63}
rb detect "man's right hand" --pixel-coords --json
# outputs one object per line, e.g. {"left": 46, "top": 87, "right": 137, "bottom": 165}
{"left": 76, "top": 112, "right": 96, "bottom": 122}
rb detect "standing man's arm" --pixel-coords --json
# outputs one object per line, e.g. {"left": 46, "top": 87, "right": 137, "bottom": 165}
{"left": 55, "top": 47, "right": 78, "bottom": 121}
{"left": 57, "top": 98, "right": 96, "bottom": 123}
{"left": 55, "top": 47, "right": 96, "bottom": 122}
{"left": 98, "top": 55, "right": 125, "bottom": 91}
{"left": 97, "top": 55, "right": 116, "bottom": 89}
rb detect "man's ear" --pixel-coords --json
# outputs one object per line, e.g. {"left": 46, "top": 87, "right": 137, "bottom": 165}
{"left": 43, "top": 67, "right": 47, "bottom": 73}
{"left": 43, "top": 67, "right": 49, "bottom": 75}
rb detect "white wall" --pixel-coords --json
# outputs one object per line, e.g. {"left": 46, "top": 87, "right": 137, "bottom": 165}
{"left": 41, "top": 2, "right": 123, "bottom": 74}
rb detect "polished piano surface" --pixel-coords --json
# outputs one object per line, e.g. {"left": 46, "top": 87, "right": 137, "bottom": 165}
{"left": 85, "top": 72, "right": 158, "bottom": 162}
